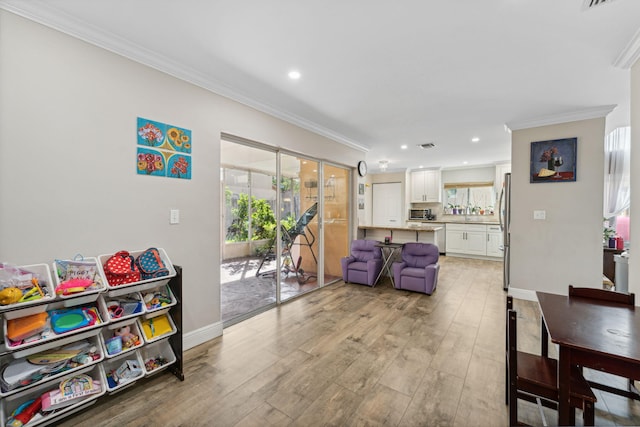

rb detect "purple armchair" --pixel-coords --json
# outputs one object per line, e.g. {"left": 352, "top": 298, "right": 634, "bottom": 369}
{"left": 392, "top": 242, "right": 439, "bottom": 294}
{"left": 341, "top": 239, "right": 383, "bottom": 287}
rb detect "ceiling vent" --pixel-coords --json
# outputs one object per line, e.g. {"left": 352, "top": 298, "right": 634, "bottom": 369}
{"left": 418, "top": 143, "right": 436, "bottom": 149}
{"left": 583, "top": 0, "right": 616, "bottom": 10}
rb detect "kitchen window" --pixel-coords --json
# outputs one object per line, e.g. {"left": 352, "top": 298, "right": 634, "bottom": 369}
{"left": 443, "top": 182, "right": 495, "bottom": 215}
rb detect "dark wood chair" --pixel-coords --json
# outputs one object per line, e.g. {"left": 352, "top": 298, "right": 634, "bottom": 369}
{"left": 506, "top": 296, "right": 596, "bottom": 426}
{"left": 568, "top": 285, "right": 638, "bottom": 399}
{"left": 568, "top": 285, "right": 635, "bottom": 305}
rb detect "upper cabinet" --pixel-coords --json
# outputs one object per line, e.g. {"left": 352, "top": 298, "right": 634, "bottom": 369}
{"left": 410, "top": 170, "right": 441, "bottom": 203}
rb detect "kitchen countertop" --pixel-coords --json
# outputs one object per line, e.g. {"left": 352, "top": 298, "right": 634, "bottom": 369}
{"left": 359, "top": 225, "right": 443, "bottom": 232}
{"left": 408, "top": 218, "right": 500, "bottom": 225}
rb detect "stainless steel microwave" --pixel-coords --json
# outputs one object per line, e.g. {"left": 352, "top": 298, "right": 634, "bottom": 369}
{"left": 409, "top": 209, "right": 431, "bottom": 220}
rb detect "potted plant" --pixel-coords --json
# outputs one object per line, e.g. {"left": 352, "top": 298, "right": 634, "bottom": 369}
{"left": 603, "top": 219, "right": 616, "bottom": 246}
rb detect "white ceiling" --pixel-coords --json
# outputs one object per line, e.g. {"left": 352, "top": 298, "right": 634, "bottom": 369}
{"left": 2, "top": 0, "right": 640, "bottom": 172}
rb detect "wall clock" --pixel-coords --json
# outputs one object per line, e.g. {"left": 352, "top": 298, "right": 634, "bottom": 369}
{"left": 357, "top": 161, "right": 367, "bottom": 177}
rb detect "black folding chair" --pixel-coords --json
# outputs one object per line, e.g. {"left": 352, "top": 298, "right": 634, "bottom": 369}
{"left": 256, "top": 202, "right": 318, "bottom": 283}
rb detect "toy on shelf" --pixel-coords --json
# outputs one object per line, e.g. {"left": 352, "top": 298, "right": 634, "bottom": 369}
{"left": 142, "top": 287, "right": 173, "bottom": 310}
{"left": 105, "top": 325, "right": 141, "bottom": 356}
{"left": 54, "top": 257, "right": 106, "bottom": 297}
{"left": 41, "top": 374, "right": 102, "bottom": 412}
{"left": 6, "top": 396, "right": 42, "bottom": 427}
{"left": 0, "top": 263, "right": 52, "bottom": 306}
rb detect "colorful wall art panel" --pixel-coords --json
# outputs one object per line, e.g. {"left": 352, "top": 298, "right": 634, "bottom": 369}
{"left": 136, "top": 117, "right": 192, "bottom": 179}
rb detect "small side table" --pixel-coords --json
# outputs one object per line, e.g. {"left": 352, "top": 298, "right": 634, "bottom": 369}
{"left": 374, "top": 243, "right": 404, "bottom": 287}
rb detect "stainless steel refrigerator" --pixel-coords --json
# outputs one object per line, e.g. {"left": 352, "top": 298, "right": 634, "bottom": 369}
{"left": 499, "top": 172, "right": 511, "bottom": 291}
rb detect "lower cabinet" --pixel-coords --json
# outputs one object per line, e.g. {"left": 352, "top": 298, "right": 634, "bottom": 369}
{"left": 445, "top": 223, "right": 502, "bottom": 259}
{"left": 446, "top": 224, "right": 487, "bottom": 256}
{"left": 486, "top": 225, "right": 503, "bottom": 258}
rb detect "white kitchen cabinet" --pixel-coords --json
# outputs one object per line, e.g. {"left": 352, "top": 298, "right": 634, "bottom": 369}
{"left": 410, "top": 170, "right": 441, "bottom": 203}
{"left": 486, "top": 224, "right": 503, "bottom": 258}
{"left": 427, "top": 222, "right": 446, "bottom": 253}
{"left": 445, "top": 224, "right": 487, "bottom": 256}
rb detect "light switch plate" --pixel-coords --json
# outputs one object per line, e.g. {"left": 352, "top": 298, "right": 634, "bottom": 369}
{"left": 170, "top": 209, "right": 180, "bottom": 224}
{"left": 533, "top": 210, "right": 546, "bottom": 220}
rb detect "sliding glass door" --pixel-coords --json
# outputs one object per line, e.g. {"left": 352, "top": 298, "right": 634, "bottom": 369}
{"left": 221, "top": 136, "right": 351, "bottom": 324}
{"left": 279, "top": 153, "right": 320, "bottom": 302}
{"left": 323, "top": 163, "right": 350, "bottom": 284}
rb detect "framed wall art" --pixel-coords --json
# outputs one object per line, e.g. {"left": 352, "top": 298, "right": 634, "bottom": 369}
{"left": 530, "top": 137, "right": 577, "bottom": 183}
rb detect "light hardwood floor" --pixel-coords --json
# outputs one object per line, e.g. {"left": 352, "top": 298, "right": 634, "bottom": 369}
{"left": 58, "top": 256, "right": 640, "bottom": 426}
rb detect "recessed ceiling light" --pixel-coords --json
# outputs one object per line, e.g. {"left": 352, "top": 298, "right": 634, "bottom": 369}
{"left": 288, "top": 70, "right": 301, "bottom": 80}
{"left": 471, "top": 137, "right": 480, "bottom": 143}
{"left": 400, "top": 144, "right": 408, "bottom": 149}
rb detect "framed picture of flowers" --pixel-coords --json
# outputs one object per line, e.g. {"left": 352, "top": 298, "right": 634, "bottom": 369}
{"left": 136, "top": 117, "right": 192, "bottom": 179}
{"left": 530, "top": 137, "right": 577, "bottom": 183}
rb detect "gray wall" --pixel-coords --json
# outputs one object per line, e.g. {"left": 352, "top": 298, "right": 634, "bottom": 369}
{"left": 0, "top": 11, "right": 363, "bottom": 348}
{"left": 510, "top": 118, "right": 605, "bottom": 298}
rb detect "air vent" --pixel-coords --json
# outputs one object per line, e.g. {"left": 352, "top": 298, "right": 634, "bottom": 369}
{"left": 583, "top": 0, "right": 616, "bottom": 10}
{"left": 418, "top": 143, "right": 436, "bottom": 149}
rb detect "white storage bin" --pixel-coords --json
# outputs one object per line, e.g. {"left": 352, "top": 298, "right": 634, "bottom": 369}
{"left": 137, "top": 313, "right": 177, "bottom": 344}
{"left": 0, "top": 263, "right": 56, "bottom": 320}
{"left": 4, "top": 302, "right": 109, "bottom": 358}
{"left": 0, "top": 364, "right": 106, "bottom": 427}
{"left": 140, "top": 338, "right": 176, "bottom": 377}
{"left": 52, "top": 257, "right": 107, "bottom": 306}
{"left": 99, "top": 292, "right": 145, "bottom": 323}
{"left": 141, "top": 284, "right": 176, "bottom": 318}
{"left": 98, "top": 248, "right": 176, "bottom": 297}
{"left": 0, "top": 335, "right": 104, "bottom": 398}
{"left": 101, "top": 318, "right": 144, "bottom": 358}
{"left": 102, "top": 349, "right": 144, "bottom": 393}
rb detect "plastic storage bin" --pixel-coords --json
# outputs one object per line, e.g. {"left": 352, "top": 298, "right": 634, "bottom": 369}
{"left": 4, "top": 302, "right": 109, "bottom": 359}
{"left": 102, "top": 349, "right": 144, "bottom": 393}
{"left": 0, "top": 335, "right": 104, "bottom": 398}
{"left": 98, "top": 248, "right": 176, "bottom": 297}
{"left": 141, "top": 284, "right": 176, "bottom": 318}
{"left": 101, "top": 318, "right": 144, "bottom": 358}
{"left": 140, "top": 338, "right": 176, "bottom": 377}
{"left": 99, "top": 292, "right": 145, "bottom": 323}
{"left": 52, "top": 257, "right": 107, "bottom": 306}
{"left": 137, "top": 313, "right": 177, "bottom": 344}
{"left": 0, "top": 363, "right": 106, "bottom": 427}
{"left": 0, "top": 263, "right": 56, "bottom": 320}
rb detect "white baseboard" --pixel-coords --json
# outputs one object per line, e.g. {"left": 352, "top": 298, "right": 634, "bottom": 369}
{"left": 507, "top": 287, "right": 538, "bottom": 302}
{"left": 183, "top": 321, "right": 223, "bottom": 351}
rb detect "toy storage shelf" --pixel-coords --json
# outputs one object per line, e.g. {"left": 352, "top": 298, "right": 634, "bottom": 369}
{"left": 0, "top": 263, "right": 184, "bottom": 426}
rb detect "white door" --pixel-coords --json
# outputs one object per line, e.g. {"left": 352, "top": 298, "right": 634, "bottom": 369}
{"left": 372, "top": 182, "right": 402, "bottom": 226}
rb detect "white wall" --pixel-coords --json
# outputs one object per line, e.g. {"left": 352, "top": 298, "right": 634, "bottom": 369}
{"left": 0, "top": 11, "right": 363, "bottom": 347}
{"left": 441, "top": 166, "right": 494, "bottom": 184}
{"left": 629, "top": 59, "right": 640, "bottom": 297}
{"left": 510, "top": 117, "right": 605, "bottom": 298}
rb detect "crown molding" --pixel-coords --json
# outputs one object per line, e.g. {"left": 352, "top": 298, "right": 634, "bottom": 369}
{"left": 0, "top": 1, "right": 369, "bottom": 153}
{"left": 614, "top": 27, "right": 640, "bottom": 69}
{"left": 505, "top": 105, "right": 617, "bottom": 132}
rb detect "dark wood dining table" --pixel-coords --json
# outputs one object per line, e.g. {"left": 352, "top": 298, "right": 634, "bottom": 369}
{"left": 537, "top": 291, "right": 640, "bottom": 425}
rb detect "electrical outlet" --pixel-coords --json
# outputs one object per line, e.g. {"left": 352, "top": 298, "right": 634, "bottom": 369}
{"left": 533, "top": 210, "right": 546, "bottom": 220}
{"left": 170, "top": 209, "right": 180, "bottom": 224}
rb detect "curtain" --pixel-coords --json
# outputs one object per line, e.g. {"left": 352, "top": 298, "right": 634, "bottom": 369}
{"left": 603, "top": 126, "right": 630, "bottom": 218}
